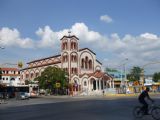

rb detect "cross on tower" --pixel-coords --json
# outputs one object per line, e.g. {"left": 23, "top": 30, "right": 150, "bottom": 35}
{"left": 68, "top": 30, "right": 71, "bottom": 36}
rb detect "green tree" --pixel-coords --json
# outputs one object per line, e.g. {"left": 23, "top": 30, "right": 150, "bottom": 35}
{"left": 127, "top": 66, "right": 143, "bottom": 81}
{"left": 153, "top": 72, "right": 160, "bottom": 82}
{"left": 35, "top": 66, "right": 68, "bottom": 90}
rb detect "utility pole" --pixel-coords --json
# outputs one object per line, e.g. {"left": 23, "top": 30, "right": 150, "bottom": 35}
{"left": 120, "top": 58, "right": 128, "bottom": 93}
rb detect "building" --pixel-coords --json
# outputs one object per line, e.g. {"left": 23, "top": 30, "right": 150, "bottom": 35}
{"left": 21, "top": 34, "right": 113, "bottom": 95}
{"left": 0, "top": 67, "right": 21, "bottom": 86}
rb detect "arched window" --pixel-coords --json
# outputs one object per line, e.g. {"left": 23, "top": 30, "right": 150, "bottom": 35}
{"left": 62, "top": 43, "right": 65, "bottom": 50}
{"left": 65, "top": 43, "right": 66, "bottom": 49}
{"left": 72, "top": 55, "right": 74, "bottom": 62}
{"left": 71, "top": 55, "right": 77, "bottom": 62}
{"left": 71, "top": 68, "right": 73, "bottom": 74}
{"left": 89, "top": 60, "right": 92, "bottom": 69}
{"left": 71, "top": 55, "right": 73, "bottom": 62}
{"left": 71, "top": 42, "right": 73, "bottom": 49}
{"left": 63, "top": 56, "right": 65, "bottom": 62}
{"left": 66, "top": 55, "right": 68, "bottom": 62}
{"left": 63, "top": 55, "right": 68, "bottom": 62}
{"left": 84, "top": 81, "right": 87, "bottom": 86}
{"left": 74, "top": 43, "right": 75, "bottom": 49}
{"left": 31, "top": 73, "right": 34, "bottom": 78}
{"left": 81, "top": 59, "right": 84, "bottom": 68}
{"left": 71, "top": 68, "right": 77, "bottom": 74}
{"left": 66, "top": 68, "right": 68, "bottom": 72}
{"left": 74, "top": 68, "right": 77, "bottom": 74}
{"left": 11, "top": 78, "right": 15, "bottom": 81}
{"left": 85, "top": 57, "right": 88, "bottom": 69}
{"left": 63, "top": 42, "right": 67, "bottom": 50}
{"left": 26, "top": 74, "right": 29, "bottom": 79}
{"left": 36, "top": 72, "right": 39, "bottom": 77}
{"left": 71, "top": 42, "right": 77, "bottom": 50}
{"left": 64, "top": 68, "right": 68, "bottom": 73}
{"left": 74, "top": 56, "right": 77, "bottom": 62}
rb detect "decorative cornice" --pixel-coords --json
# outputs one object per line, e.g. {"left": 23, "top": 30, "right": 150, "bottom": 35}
{"left": 27, "top": 54, "right": 61, "bottom": 64}
{"left": 2, "top": 74, "right": 20, "bottom": 76}
{"left": 96, "top": 59, "right": 102, "bottom": 65}
{"left": 79, "top": 48, "right": 96, "bottom": 55}
{"left": 60, "top": 35, "right": 79, "bottom": 40}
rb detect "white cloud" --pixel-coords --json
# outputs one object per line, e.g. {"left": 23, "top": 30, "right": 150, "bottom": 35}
{"left": 101, "top": 33, "right": 160, "bottom": 74}
{"left": 36, "top": 26, "right": 59, "bottom": 48}
{"left": 140, "top": 33, "right": 158, "bottom": 40}
{"left": 0, "top": 27, "right": 34, "bottom": 48}
{"left": 1, "top": 23, "right": 160, "bottom": 74}
{"left": 35, "top": 23, "right": 103, "bottom": 48}
{"left": 100, "top": 15, "right": 113, "bottom": 23}
{"left": 71, "top": 23, "right": 102, "bottom": 42}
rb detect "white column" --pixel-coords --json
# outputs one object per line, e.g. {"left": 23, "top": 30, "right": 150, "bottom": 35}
{"left": 99, "top": 79, "right": 101, "bottom": 90}
{"left": 109, "top": 80, "right": 111, "bottom": 88}
{"left": 111, "top": 80, "right": 113, "bottom": 88}
{"left": 96, "top": 80, "right": 98, "bottom": 90}
{"left": 113, "top": 80, "right": 115, "bottom": 88}
{"left": 103, "top": 80, "right": 105, "bottom": 89}
{"left": 88, "top": 80, "right": 90, "bottom": 91}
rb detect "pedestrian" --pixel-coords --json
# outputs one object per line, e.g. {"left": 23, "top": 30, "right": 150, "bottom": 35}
{"left": 15, "top": 88, "right": 19, "bottom": 100}
{"left": 102, "top": 90, "right": 105, "bottom": 96}
{"left": 2, "top": 91, "right": 6, "bottom": 102}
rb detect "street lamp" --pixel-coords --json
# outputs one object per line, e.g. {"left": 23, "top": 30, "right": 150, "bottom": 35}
{"left": 140, "top": 61, "right": 160, "bottom": 86}
{"left": 120, "top": 58, "right": 128, "bottom": 93}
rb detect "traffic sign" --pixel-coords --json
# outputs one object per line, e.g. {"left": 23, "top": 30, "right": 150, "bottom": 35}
{"left": 56, "top": 83, "right": 61, "bottom": 88}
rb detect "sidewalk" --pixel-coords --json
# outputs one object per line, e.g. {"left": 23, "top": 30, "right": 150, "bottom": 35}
{"left": 105, "top": 92, "right": 160, "bottom": 98}
{"left": 27, "top": 92, "right": 160, "bottom": 99}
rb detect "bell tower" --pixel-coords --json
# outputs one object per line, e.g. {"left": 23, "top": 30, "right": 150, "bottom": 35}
{"left": 60, "top": 31, "right": 79, "bottom": 82}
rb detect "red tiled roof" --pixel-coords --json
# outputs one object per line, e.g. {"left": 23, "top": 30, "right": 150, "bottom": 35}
{"left": 1, "top": 67, "right": 19, "bottom": 71}
{"left": 79, "top": 70, "right": 112, "bottom": 80}
{"left": 21, "top": 61, "right": 61, "bottom": 71}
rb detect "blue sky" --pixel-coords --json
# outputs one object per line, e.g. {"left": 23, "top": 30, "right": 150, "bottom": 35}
{"left": 0, "top": 0, "right": 160, "bottom": 74}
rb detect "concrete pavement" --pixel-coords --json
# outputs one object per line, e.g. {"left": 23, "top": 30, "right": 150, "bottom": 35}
{"left": 1, "top": 94, "right": 159, "bottom": 120}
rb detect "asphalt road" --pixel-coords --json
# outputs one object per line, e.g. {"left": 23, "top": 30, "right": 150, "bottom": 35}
{"left": 0, "top": 95, "right": 160, "bottom": 120}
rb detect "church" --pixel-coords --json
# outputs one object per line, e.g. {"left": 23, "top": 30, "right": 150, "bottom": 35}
{"left": 21, "top": 34, "right": 114, "bottom": 95}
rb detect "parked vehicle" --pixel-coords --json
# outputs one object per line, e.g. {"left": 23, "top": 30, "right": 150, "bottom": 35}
{"left": 30, "top": 91, "right": 38, "bottom": 97}
{"left": 20, "top": 92, "right": 29, "bottom": 100}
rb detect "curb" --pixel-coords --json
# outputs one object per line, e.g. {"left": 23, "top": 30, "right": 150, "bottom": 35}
{"left": 105, "top": 93, "right": 139, "bottom": 97}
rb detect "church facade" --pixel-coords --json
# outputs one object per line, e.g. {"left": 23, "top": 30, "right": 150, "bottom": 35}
{"left": 21, "top": 35, "right": 114, "bottom": 95}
